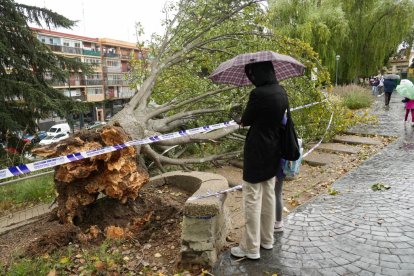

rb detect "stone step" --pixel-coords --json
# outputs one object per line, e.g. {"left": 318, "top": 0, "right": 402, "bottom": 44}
{"left": 333, "top": 135, "right": 381, "bottom": 146}
{"left": 307, "top": 143, "right": 361, "bottom": 154}
{"left": 302, "top": 151, "right": 341, "bottom": 167}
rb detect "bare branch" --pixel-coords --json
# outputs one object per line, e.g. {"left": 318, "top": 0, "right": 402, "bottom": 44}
{"left": 142, "top": 144, "right": 242, "bottom": 166}
{"left": 153, "top": 125, "right": 240, "bottom": 146}
{"left": 145, "top": 87, "right": 234, "bottom": 120}
{"left": 180, "top": 1, "right": 264, "bottom": 49}
{"left": 166, "top": 108, "right": 224, "bottom": 124}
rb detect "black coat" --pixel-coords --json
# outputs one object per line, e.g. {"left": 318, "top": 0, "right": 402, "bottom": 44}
{"left": 383, "top": 79, "right": 397, "bottom": 93}
{"left": 241, "top": 61, "right": 289, "bottom": 183}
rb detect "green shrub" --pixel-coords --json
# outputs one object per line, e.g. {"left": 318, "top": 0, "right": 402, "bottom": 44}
{"left": 333, "top": 84, "right": 374, "bottom": 110}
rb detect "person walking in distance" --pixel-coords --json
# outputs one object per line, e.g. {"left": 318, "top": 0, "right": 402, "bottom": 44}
{"left": 231, "top": 61, "right": 288, "bottom": 260}
{"left": 384, "top": 77, "right": 397, "bottom": 107}
{"left": 377, "top": 74, "right": 384, "bottom": 95}
{"left": 403, "top": 97, "right": 414, "bottom": 127}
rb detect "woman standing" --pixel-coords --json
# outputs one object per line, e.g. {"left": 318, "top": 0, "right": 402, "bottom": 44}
{"left": 231, "top": 61, "right": 288, "bottom": 260}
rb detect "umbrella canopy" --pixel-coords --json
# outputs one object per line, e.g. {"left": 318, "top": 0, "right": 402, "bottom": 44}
{"left": 384, "top": 74, "right": 400, "bottom": 80}
{"left": 209, "top": 50, "right": 305, "bottom": 86}
{"left": 396, "top": 84, "right": 414, "bottom": 99}
{"left": 400, "top": 79, "right": 413, "bottom": 86}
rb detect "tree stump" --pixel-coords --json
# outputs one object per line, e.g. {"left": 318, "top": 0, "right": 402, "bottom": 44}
{"left": 33, "top": 125, "right": 149, "bottom": 224}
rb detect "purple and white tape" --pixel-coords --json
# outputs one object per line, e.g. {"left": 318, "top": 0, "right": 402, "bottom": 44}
{"left": 0, "top": 121, "right": 238, "bottom": 181}
{"left": 0, "top": 99, "right": 330, "bottom": 182}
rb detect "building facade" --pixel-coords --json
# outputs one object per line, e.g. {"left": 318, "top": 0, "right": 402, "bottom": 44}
{"left": 32, "top": 28, "right": 143, "bottom": 127}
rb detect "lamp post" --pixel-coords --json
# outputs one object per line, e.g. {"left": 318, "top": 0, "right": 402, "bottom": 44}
{"left": 335, "top": 55, "right": 340, "bottom": 86}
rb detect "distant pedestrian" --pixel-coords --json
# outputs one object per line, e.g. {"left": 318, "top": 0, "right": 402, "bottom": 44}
{"left": 383, "top": 78, "right": 398, "bottom": 107}
{"left": 403, "top": 97, "right": 414, "bottom": 126}
{"left": 370, "top": 77, "right": 379, "bottom": 95}
{"left": 377, "top": 74, "right": 384, "bottom": 95}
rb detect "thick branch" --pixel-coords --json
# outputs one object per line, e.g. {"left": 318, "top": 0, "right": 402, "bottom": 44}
{"left": 145, "top": 87, "right": 234, "bottom": 120}
{"left": 142, "top": 144, "right": 242, "bottom": 165}
{"left": 152, "top": 125, "right": 239, "bottom": 146}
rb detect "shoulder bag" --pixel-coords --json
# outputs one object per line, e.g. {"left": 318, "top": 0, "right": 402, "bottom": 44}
{"left": 280, "top": 107, "right": 300, "bottom": 161}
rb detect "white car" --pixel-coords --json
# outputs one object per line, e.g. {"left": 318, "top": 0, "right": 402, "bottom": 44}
{"left": 39, "top": 133, "right": 69, "bottom": 145}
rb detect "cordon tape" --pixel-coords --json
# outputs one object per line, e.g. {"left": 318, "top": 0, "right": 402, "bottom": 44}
{"left": 0, "top": 98, "right": 330, "bottom": 183}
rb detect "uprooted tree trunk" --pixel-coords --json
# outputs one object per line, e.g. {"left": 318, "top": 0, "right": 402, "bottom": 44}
{"left": 107, "top": 0, "right": 266, "bottom": 172}
{"left": 32, "top": 125, "right": 149, "bottom": 224}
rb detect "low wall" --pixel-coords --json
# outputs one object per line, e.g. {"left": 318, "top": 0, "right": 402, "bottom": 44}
{"left": 150, "top": 171, "right": 230, "bottom": 267}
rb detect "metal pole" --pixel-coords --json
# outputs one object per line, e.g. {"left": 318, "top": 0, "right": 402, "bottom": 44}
{"left": 335, "top": 55, "right": 340, "bottom": 86}
{"left": 335, "top": 61, "right": 338, "bottom": 86}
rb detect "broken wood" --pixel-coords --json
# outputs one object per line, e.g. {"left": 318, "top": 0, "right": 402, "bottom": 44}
{"left": 33, "top": 125, "right": 149, "bottom": 224}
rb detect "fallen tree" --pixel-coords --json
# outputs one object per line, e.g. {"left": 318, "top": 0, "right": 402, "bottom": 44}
{"left": 33, "top": 125, "right": 149, "bottom": 224}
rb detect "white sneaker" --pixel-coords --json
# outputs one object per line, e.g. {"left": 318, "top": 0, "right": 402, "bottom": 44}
{"left": 274, "top": 221, "right": 284, "bottom": 232}
{"left": 230, "top": 246, "right": 260, "bottom": 259}
{"left": 260, "top": 243, "right": 273, "bottom": 250}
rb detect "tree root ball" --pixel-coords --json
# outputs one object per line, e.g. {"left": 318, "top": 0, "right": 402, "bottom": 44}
{"left": 33, "top": 126, "right": 149, "bottom": 224}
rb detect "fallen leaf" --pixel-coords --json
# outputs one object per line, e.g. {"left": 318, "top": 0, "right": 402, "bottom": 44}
{"left": 47, "top": 268, "right": 56, "bottom": 276}
{"left": 59, "top": 256, "right": 69, "bottom": 264}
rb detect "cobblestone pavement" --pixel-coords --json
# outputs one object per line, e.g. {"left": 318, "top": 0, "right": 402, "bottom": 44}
{"left": 214, "top": 94, "right": 414, "bottom": 276}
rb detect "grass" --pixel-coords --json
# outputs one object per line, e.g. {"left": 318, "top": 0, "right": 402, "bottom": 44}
{"left": 333, "top": 84, "right": 374, "bottom": 110}
{"left": 1, "top": 240, "right": 127, "bottom": 275}
{"left": 0, "top": 173, "right": 55, "bottom": 214}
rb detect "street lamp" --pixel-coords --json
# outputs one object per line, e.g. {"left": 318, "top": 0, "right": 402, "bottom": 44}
{"left": 335, "top": 55, "right": 340, "bottom": 86}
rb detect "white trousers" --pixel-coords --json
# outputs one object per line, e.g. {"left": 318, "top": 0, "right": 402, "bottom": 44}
{"left": 240, "top": 177, "right": 276, "bottom": 254}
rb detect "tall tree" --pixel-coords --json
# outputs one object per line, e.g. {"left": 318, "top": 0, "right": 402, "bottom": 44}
{"left": 112, "top": 0, "right": 330, "bottom": 172}
{"left": 0, "top": 0, "right": 89, "bottom": 139}
{"left": 269, "top": 0, "right": 414, "bottom": 83}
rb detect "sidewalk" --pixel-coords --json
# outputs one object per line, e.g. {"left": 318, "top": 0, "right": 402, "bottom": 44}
{"left": 214, "top": 94, "right": 414, "bottom": 275}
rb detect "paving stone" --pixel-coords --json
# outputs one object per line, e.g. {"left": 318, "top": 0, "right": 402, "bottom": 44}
{"left": 333, "top": 135, "right": 382, "bottom": 145}
{"left": 302, "top": 151, "right": 341, "bottom": 167}
{"left": 308, "top": 142, "right": 361, "bottom": 154}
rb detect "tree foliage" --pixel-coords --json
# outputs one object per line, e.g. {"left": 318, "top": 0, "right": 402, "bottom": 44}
{"left": 0, "top": 0, "right": 89, "bottom": 138}
{"left": 269, "top": 0, "right": 414, "bottom": 83}
{"left": 113, "top": 0, "right": 335, "bottom": 172}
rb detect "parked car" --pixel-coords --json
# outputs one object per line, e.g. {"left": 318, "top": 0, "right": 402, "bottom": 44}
{"left": 39, "top": 133, "right": 70, "bottom": 145}
{"left": 46, "top": 123, "right": 71, "bottom": 137}
{"left": 23, "top": 131, "right": 47, "bottom": 144}
{"left": 87, "top": 121, "right": 107, "bottom": 130}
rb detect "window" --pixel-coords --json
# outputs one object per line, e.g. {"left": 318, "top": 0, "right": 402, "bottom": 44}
{"left": 84, "top": 58, "right": 101, "bottom": 65}
{"left": 106, "top": 60, "right": 120, "bottom": 67}
{"left": 74, "top": 42, "right": 81, "bottom": 48}
{"left": 87, "top": 87, "right": 103, "bottom": 95}
{"left": 63, "top": 42, "right": 69, "bottom": 47}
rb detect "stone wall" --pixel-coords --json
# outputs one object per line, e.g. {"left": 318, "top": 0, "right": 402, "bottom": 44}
{"left": 150, "top": 171, "right": 230, "bottom": 267}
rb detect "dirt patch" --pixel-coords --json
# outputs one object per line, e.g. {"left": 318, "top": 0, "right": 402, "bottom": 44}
{"left": 0, "top": 181, "right": 191, "bottom": 274}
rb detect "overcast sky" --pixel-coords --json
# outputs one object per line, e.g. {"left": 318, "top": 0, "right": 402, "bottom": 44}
{"left": 16, "top": 0, "right": 171, "bottom": 43}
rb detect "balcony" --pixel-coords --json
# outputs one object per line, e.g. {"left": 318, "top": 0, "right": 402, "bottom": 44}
{"left": 86, "top": 93, "right": 105, "bottom": 102}
{"left": 85, "top": 79, "right": 103, "bottom": 85}
{"left": 103, "top": 52, "right": 120, "bottom": 58}
{"left": 62, "top": 46, "right": 82, "bottom": 55}
{"left": 106, "top": 79, "right": 127, "bottom": 86}
{"left": 121, "top": 54, "right": 131, "bottom": 59}
{"left": 82, "top": 49, "right": 101, "bottom": 57}
{"left": 47, "top": 44, "right": 62, "bottom": 52}
{"left": 103, "top": 66, "right": 122, "bottom": 73}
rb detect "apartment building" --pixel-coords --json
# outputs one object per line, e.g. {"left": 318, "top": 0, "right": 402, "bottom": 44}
{"left": 32, "top": 27, "right": 143, "bottom": 126}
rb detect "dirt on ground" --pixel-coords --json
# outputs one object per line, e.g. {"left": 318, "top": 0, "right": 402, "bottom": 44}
{"left": 0, "top": 135, "right": 394, "bottom": 275}
{"left": 0, "top": 181, "right": 191, "bottom": 275}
